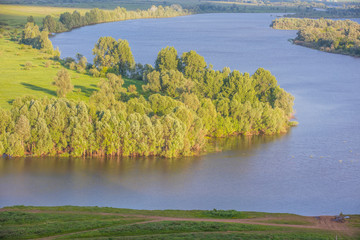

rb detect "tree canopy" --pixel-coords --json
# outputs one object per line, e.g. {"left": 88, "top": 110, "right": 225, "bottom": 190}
{"left": 93, "top": 37, "right": 135, "bottom": 77}
{"left": 0, "top": 44, "right": 295, "bottom": 158}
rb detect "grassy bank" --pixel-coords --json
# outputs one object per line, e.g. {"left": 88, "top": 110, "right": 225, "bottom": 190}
{"left": 1, "top": 206, "right": 359, "bottom": 239}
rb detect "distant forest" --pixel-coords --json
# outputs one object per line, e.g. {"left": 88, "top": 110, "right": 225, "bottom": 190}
{"left": 272, "top": 18, "right": 360, "bottom": 57}
{"left": 2, "top": 0, "right": 360, "bottom": 17}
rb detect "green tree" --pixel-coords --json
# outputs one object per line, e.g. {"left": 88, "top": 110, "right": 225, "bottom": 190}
{"left": 39, "top": 31, "right": 53, "bottom": 50}
{"left": 59, "top": 12, "right": 73, "bottom": 30}
{"left": 27, "top": 16, "right": 35, "bottom": 23}
{"left": 43, "top": 15, "right": 65, "bottom": 33}
{"left": 181, "top": 50, "right": 207, "bottom": 80}
{"left": 93, "top": 37, "right": 135, "bottom": 76}
{"left": 53, "top": 69, "right": 73, "bottom": 97}
{"left": 15, "top": 115, "right": 31, "bottom": 150}
{"left": 78, "top": 56, "right": 88, "bottom": 69}
{"left": 252, "top": 68, "right": 277, "bottom": 106}
{"left": 31, "top": 118, "right": 53, "bottom": 155}
{"left": 22, "top": 22, "right": 40, "bottom": 42}
{"left": 155, "top": 46, "right": 179, "bottom": 72}
{"left": 115, "top": 39, "right": 135, "bottom": 76}
{"left": 6, "top": 133, "right": 24, "bottom": 157}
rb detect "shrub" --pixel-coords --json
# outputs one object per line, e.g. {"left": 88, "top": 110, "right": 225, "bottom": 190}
{"left": 24, "top": 61, "right": 32, "bottom": 70}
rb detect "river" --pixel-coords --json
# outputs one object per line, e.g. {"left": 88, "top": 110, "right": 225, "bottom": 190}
{"left": 1, "top": 13, "right": 359, "bottom": 215}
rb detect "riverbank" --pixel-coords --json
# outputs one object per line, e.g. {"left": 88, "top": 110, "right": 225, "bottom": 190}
{"left": 1, "top": 206, "right": 359, "bottom": 239}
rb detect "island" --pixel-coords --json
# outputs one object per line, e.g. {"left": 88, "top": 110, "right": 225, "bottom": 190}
{"left": 271, "top": 18, "right": 360, "bottom": 57}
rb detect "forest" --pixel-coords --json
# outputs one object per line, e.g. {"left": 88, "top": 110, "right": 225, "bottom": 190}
{"left": 0, "top": 19, "right": 296, "bottom": 157}
{"left": 271, "top": 18, "right": 360, "bottom": 57}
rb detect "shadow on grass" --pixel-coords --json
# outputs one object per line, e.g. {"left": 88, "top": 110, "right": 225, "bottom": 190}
{"left": 74, "top": 85, "right": 97, "bottom": 97}
{"left": 21, "top": 83, "right": 56, "bottom": 96}
{"left": 7, "top": 99, "right": 14, "bottom": 105}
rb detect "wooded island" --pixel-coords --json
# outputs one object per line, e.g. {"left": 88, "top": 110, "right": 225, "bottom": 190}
{"left": 272, "top": 18, "right": 360, "bottom": 57}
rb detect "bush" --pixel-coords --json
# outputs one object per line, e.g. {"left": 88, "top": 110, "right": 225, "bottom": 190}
{"left": 69, "top": 62, "right": 76, "bottom": 70}
{"left": 89, "top": 68, "right": 100, "bottom": 77}
{"left": 24, "top": 61, "right": 32, "bottom": 70}
{"left": 128, "top": 84, "right": 137, "bottom": 93}
{"left": 205, "top": 209, "right": 238, "bottom": 218}
{"left": 44, "top": 61, "right": 52, "bottom": 68}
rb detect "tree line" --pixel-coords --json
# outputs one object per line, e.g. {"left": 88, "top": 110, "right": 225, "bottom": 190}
{"left": 42, "top": 5, "right": 188, "bottom": 33}
{"left": 0, "top": 37, "right": 296, "bottom": 158}
{"left": 271, "top": 18, "right": 360, "bottom": 57}
{"left": 18, "top": 5, "right": 188, "bottom": 53}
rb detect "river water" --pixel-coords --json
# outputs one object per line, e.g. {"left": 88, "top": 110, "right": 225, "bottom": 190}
{"left": 1, "top": 13, "right": 359, "bottom": 215}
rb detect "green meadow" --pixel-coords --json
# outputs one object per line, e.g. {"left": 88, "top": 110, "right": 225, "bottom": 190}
{"left": 1, "top": 206, "right": 359, "bottom": 239}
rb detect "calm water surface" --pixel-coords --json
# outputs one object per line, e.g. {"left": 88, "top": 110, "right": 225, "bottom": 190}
{"left": 1, "top": 14, "right": 360, "bottom": 215}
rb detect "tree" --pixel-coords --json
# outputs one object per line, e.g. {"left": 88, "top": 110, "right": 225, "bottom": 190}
{"left": 43, "top": 15, "right": 65, "bottom": 33}
{"left": 115, "top": 39, "right": 135, "bottom": 76}
{"left": 39, "top": 31, "right": 53, "bottom": 50}
{"left": 252, "top": 68, "right": 277, "bottom": 105}
{"left": 155, "top": 46, "right": 179, "bottom": 72}
{"left": 22, "top": 22, "right": 40, "bottom": 42}
{"left": 181, "top": 50, "right": 207, "bottom": 80}
{"left": 27, "top": 16, "right": 34, "bottom": 23}
{"left": 78, "top": 56, "right": 88, "bottom": 69}
{"left": 53, "top": 69, "right": 73, "bottom": 97}
{"left": 92, "top": 37, "right": 135, "bottom": 76}
{"left": 15, "top": 115, "right": 31, "bottom": 149}
{"left": 59, "top": 12, "right": 73, "bottom": 30}
{"left": 31, "top": 118, "right": 53, "bottom": 155}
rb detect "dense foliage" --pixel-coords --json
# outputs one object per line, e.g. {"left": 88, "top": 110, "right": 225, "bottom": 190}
{"left": 272, "top": 18, "right": 360, "bottom": 57}
{"left": 20, "top": 22, "right": 53, "bottom": 51}
{"left": 42, "top": 5, "right": 188, "bottom": 33}
{"left": 0, "top": 42, "right": 295, "bottom": 157}
{"left": 92, "top": 36, "right": 135, "bottom": 77}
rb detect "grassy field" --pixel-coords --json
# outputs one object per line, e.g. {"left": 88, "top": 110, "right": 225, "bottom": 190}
{"left": 0, "top": 4, "right": 93, "bottom": 27}
{"left": 0, "top": 0, "right": 201, "bottom": 11}
{"left": 1, "top": 206, "right": 359, "bottom": 239}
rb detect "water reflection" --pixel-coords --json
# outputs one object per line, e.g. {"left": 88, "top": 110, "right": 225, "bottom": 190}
{"left": 0, "top": 134, "right": 287, "bottom": 207}
{"left": 207, "top": 132, "right": 290, "bottom": 155}
{"left": 0, "top": 133, "right": 287, "bottom": 176}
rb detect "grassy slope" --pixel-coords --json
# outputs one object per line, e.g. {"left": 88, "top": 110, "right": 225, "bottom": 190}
{"left": 1, "top": 206, "right": 359, "bottom": 240}
{"left": 0, "top": 36, "right": 145, "bottom": 109}
{"left": 0, "top": 37, "right": 102, "bottom": 109}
